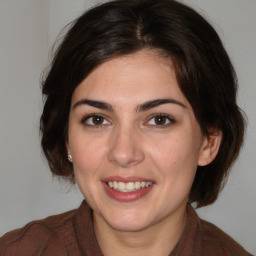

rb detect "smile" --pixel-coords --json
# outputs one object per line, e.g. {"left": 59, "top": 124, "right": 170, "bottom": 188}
{"left": 102, "top": 177, "right": 155, "bottom": 202}
{"left": 107, "top": 181, "right": 153, "bottom": 192}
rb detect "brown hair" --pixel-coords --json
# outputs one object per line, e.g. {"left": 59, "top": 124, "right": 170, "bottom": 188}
{"left": 40, "top": 0, "right": 246, "bottom": 207}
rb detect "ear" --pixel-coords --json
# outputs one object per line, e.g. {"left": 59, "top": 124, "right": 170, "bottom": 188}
{"left": 198, "top": 129, "right": 222, "bottom": 166}
{"left": 66, "top": 140, "right": 73, "bottom": 162}
{"left": 65, "top": 139, "right": 70, "bottom": 153}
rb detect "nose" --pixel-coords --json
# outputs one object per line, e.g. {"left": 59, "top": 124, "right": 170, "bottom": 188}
{"left": 108, "top": 125, "right": 145, "bottom": 168}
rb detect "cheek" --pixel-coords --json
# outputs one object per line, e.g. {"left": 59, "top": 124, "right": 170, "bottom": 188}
{"left": 70, "top": 135, "right": 108, "bottom": 203}
{"left": 70, "top": 134, "right": 107, "bottom": 176}
{"left": 149, "top": 129, "right": 201, "bottom": 177}
{"left": 151, "top": 136, "right": 181, "bottom": 165}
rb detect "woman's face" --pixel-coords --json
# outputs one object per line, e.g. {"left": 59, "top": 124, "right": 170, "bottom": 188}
{"left": 67, "top": 50, "right": 210, "bottom": 232}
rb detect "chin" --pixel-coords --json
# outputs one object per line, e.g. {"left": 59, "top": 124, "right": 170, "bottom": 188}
{"left": 109, "top": 219, "right": 150, "bottom": 232}
{"left": 103, "top": 210, "right": 155, "bottom": 232}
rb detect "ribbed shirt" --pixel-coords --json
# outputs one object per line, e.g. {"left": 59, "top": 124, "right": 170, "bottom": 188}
{"left": 0, "top": 201, "right": 252, "bottom": 255}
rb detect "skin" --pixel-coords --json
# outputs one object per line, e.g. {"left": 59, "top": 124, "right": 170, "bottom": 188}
{"left": 66, "top": 50, "right": 221, "bottom": 256}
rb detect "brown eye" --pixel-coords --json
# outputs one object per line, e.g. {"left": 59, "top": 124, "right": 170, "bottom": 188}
{"left": 84, "top": 115, "right": 111, "bottom": 126}
{"left": 147, "top": 114, "right": 174, "bottom": 127}
{"left": 154, "top": 116, "right": 167, "bottom": 125}
{"left": 92, "top": 115, "right": 104, "bottom": 125}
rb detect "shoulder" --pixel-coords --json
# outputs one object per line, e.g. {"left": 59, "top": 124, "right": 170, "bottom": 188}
{"left": 200, "top": 219, "right": 252, "bottom": 256}
{"left": 0, "top": 209, "right": 77, "bottom": 256}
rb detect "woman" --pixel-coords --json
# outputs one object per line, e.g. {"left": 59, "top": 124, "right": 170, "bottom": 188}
{"left": 0, "top": 0, "right": 252, "bottom": 255}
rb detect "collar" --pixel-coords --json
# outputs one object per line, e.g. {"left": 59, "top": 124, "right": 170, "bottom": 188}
{"left": 74, "top": 201, "right": 202, "bottom": 256}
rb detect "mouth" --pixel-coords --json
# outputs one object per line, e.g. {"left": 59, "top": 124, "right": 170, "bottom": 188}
{"left": 107, "top": 181, "right": 153, "bottom": 192}
{"left": 102, "top": 176, "right": 155, "bottom": 202}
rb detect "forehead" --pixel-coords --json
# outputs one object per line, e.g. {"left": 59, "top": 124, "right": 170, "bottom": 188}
{"left": 71, "top": 50, "right": 189, "bottom": 107}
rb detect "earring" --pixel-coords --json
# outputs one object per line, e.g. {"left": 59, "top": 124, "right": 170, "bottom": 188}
{"left": 67, "top": 154, "right": 73, "bottom": 162}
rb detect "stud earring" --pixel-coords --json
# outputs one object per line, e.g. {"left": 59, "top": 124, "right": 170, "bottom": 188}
{"left": 67, "top": 154, "right": 73, "bottom": 162}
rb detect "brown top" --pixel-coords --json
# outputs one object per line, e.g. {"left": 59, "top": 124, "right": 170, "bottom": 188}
{"left": 0, "top": 200, "right": 252, "bottom": 256}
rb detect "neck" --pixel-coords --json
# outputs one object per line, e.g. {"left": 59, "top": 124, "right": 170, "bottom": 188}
{"left": 93, "top": 204, "right": 187, "bottom": 256}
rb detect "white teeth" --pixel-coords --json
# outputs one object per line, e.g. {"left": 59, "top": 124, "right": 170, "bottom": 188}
{"left": 145, "top": 182, "right": 151, "bottom": 188}
{"left": 113, "top": 181, "right": 118, "bottom": 189}
{"left": 135, "top": 181, "right": 140, "bottom": 189}
{"left": 107, "top": 181, "right": 152, "bottom": 192}
{"left": 126, "top": 182, "right": 135, "bottom": 191}
{"left": 119, "top": 182, "right": 126, "bottom": 190}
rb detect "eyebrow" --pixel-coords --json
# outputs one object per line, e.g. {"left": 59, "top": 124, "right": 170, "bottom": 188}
{"left": 72, "top": 98, "right": 186, "bottom": 112}
{"left": 73, "top": 99, "right": 114, "bottom": 111}
{"left": 136, "top": 98, "right": 187, "bottom": 112}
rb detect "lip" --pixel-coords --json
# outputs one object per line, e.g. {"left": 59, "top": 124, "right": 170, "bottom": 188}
{"left": 102, "top": 176, "right": 155, "bottom": 202}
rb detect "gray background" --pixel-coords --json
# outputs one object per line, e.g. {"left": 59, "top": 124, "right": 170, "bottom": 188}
{"left": 0, "top": 0, "right": 255, "bottom": 254}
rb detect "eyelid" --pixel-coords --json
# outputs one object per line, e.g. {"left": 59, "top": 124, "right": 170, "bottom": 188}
{"left": 145, "top": 113, "right": 175, "bottom": 127}
{"left": 81, "top": 113, "right": 112, "bottom": 127}
{"left": 80, "top": 113, "right": 175, "bottom": 128}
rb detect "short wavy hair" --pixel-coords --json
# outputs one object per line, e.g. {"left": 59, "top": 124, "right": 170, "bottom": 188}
{"left": 40, "top": 0, "right": 246, "bottom": 207}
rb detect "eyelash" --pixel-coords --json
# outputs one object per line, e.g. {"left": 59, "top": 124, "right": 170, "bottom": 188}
{"left": 81, "top": 113, "right": 175, "bottom": 128}
{"left": 81, "top": 114, "right": 111, "bottom": 128}
{"left": 146, "top": 114, "right": 175, "bottom": 128}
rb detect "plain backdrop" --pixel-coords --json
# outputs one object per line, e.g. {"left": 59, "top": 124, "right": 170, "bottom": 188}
{"left": 0, "top": 0, "right": 255, "bottom": 254}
